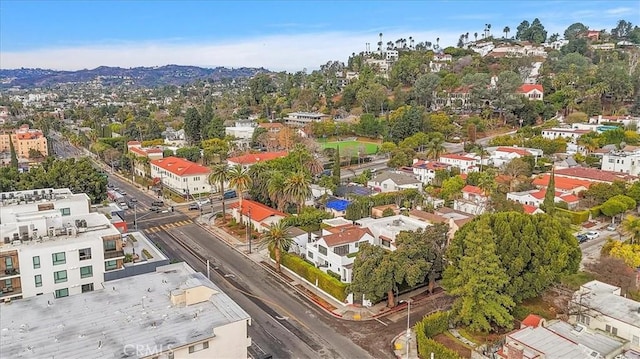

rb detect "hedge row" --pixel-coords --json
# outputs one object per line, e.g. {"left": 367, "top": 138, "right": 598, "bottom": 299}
{"left": 556, "top": 208, "right": 590, "bottom": 225}
{"left": 414, "top": 312, "right": 460, "bottom": 359}
{"left": 275, "top": 251, "right": 348, "bottom": 301}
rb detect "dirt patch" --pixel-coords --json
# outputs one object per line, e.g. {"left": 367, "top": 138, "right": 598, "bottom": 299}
{"left": 294, "top": 284, "right": 338, "bottom": 311}
{"left": 433, "top": 333, "right": 472, "bottom": 358}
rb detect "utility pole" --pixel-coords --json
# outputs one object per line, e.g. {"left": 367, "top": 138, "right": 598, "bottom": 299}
{"left": 400, "top": 299, "right": 412, "bottom": 359}
{"left": 134, "top": 204, "right": 138, "bottom": 231}
{"left": 247, "top": 206, "right": 252, "bottom": 254}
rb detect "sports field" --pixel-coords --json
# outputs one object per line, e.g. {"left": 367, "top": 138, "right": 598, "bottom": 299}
{"left": 320, "top": 140, "right": 378, "bottom": 155}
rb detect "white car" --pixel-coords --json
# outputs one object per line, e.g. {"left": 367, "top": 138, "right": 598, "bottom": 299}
{"left": 584, "top": 231, "right": 600, "bottom": 240}
{"left": 197, "top": 199, "right": 211, "bottom": 206}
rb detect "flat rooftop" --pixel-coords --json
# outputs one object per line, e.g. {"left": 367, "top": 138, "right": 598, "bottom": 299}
{"left": 509, "top": 326, "right": 585, "bottom": 358}
{"left": 0, "top": 262, "right": 251, "bottom": 358}
{"left": 546, "top": 320, "right": 627, "bottom": 356}
{"left": 578, "top": 280, "right": 640, "bottom": 328}
{"left": 123, "top": 231, "right": 168, "bottom": 264}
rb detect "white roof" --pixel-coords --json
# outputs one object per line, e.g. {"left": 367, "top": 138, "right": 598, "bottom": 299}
{"left": 0, "top": 263, "right": 250, "bottom": 358}
{"left": 577, "top": 280, "right": 640, "bottom": 328}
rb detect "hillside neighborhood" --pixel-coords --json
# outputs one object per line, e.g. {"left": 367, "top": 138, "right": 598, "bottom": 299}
{"left": 1, "top": 12, "right": 640, "bottom": 359}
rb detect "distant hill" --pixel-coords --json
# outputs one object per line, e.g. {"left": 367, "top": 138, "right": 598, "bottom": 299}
{"left": 0, "top": 65, "right": 269, "bottom": 88}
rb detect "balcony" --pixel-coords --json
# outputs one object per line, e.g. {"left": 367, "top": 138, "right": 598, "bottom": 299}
{"left": 0, "top": 286, "right": 22, "bottom": 299}
{"left": 104, "top": 250, "right": 125, "bottom": 259}
{"left": 0, "top": 268, "right": 20, "bottom": 280}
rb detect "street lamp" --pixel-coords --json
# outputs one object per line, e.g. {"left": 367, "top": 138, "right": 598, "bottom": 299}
{"left": 134, "top": 204, "right": 138, "bottom": 231}
{"left": 400, "top": 299, "right": 412, "bottom": 359}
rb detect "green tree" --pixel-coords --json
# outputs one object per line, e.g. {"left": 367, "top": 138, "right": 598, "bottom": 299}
{"left": 9, "top": 136, "right": 18, "bottom": 169}
{"left": 259, "top": 220, "right": 293, "bottom": 273}
{"left": 413, "top": 73, "right": 441, "bottom": 108}
{"left": 350, "top": 243, "right": 398, "bottom": 308}
{"left": 202, "top": 138, "right": 229, "bottom": 164}
{"left": 283, "top": 171, "right": 311, "bottom": 214}
{"left": 622, "top": 215, "right": 640, "bottom": 244}
{"left": 332, "top": 147, "right": 341, "bottom": 186}
{"left": 228, "top": 164, "right": 252, "bottom": 211}
{"left": 440, "top": 175, "right": 465, "bottom": 203}
{"left": 542, "top": 169, "right": 556, "bottom": 215}
{"left": 209, "top": 164, "right": 229, "bottom": 219}
{"left": 443, "top": 216, "right": 515, "bottom": 332}
{"left": 175, "top": 146, "right": 201, "bottom": 162}
{"left": 564, "top": 22, "right": 588, "bottom": 41}
{"left": 183, "top": 107, "right": 202, "bottom": 144}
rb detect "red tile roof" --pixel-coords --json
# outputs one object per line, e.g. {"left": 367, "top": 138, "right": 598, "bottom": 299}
{"left": 440, "top": 154, "right": 476, "bottom": 161}
{"left": 151, "top": 156, "right": 210, "bottom": 176}
{"left": 229, "top": 199, "right": 287, "bottom": 222}
{"left": 517, "top": 84, "right": 544, "bottom": 94}
{"left": 533, "top": 174, "right": 592, "bottom": 191}
{"left": 496, "top": 146, "right": 531, "bottom": 156}
{"left": 521, "top": 314, "right": 543, "bottom": 328}
{"left": 560, "top": 194, "right": 579, "bottom": 203}
{"left": 322, "top": 227, "right": 372, "bottom": 247}
{"left": 554, "top": 167, "right": 637, "bottom": 183}
{"left": 523, "top": 205, "right": 539, "bottom": 214}
{"left": 227, "top": 151, "right": 288, "bottom": 165}
{"left": 127, "top": 141, "right": 141, "bottom": 146}
{"left": 462, "top": 185, "right": 484, "bottom": 195}
{"left": 412, "top": 160, "right": 451, "bottom": 171}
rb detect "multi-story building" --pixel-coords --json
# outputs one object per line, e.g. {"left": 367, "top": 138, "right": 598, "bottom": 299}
{"left": 225, "top": 120, "right": 257, "bottom": 149}
{"left": 412, "top": 160, "right": 451, "bottom": 185}
{"left": 541, "top": 128, "right": 591, "bottom": 141}
{"left": 367, "top": 171, "right": 422, "bottom": 193}
{"left": 485, "top": 146, "right": 543, "bottom": 168}
{"left": 356, "top": 215, "right": 430, "bottom": 251}
{"left": 127, "top": 141, "right": 163, "bottom": 178}
{"left": 601, "top": 148, "right": 640, "bottom": 176}
{"left": 151, "top": 156, "right": 211, "bottom": 197}
{"left": 226, "top": 151, "right": 288, "bottom": 171}
{"left": 283, "top": 112, "right": 330, "bottom": 127}
{"left": 439, "top": 154, "right": 479, "bottom": 174}
{"left": 0, "top": 124, "right": 48, "bottom": 159}
{"left": 0, "top": 262, "right": 252, "bottom": 359}
{"left": 454, "top": 185, "right": 490, "bottom": 215}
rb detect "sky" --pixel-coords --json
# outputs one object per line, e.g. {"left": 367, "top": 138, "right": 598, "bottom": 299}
{"left": 1, "top": 1, "right": 639, "bottom": 72}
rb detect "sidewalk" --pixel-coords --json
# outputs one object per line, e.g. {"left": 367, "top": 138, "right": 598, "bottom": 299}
{"left": 196, "top": 216, "right": 439, "bottom": 323}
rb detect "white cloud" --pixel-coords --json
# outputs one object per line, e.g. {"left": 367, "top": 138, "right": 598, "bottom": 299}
{"left": 0, "top": 30, "right": 462, "bottom": 72}
{"left": 605, "top": 6, "right": 634, "bottom": 15}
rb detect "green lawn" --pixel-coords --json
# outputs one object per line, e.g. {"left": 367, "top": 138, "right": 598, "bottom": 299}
{"left": 320, "top": 140, "right": 378, "bottom": 155}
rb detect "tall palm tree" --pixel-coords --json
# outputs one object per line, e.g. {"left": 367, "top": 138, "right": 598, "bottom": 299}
{"left": 436, "top": 37, "right": 440, "bottom": 49}
{"left": 577, "top": 136, "right": 600, "bottom": 154}
{"left": 474, "top": 32, "right": 478, "bottom": 42}
{"left": 426, "top": 137, "right": 446, "bottom": 160}
{"left": 503, "top": 26, "right": 510, "bottom": 39}
{"left": 267, "top": 171, "right": 287, "bottom": 211}
{"left": 228, "top": 164, "right": 252, "bottom": 213}
{"left": 283, "top": 171, "right": 311, "bottom": 214}
{"left": 209, "top": 164, "right": 229, "bottom": 219}
{"left": 622, "top": 215, "right": 640, "bottom": 244}
{"left": 259, "top": 220, "right": 293, "bottom": 273}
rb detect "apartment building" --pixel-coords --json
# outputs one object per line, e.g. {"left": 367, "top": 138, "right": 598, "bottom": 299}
{"left": 283, "top": 112, "right": 330, "bottom": 127}
{"left": 439, "top": 154, "right": 479, "bottom": 174}
{"left": 127, "top": 141, "right": 163, "bottom": 178}
{"left": 151, "top": 156, "right": 211, "bottom": 197}
{"left": 0, "top": 124, "right": 48, "bottom": 159}
{"left": 0, "top": 262, "right": 252, "bottom": 359}
{"left": 601, "top": 148, "right": 640, "bottom": 176}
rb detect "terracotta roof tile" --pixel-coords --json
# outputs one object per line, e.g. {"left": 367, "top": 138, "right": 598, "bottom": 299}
{"left": 462, "top": 185, "right": 484, "bottom": 195}
{"left": 554, "top": 167, "right": 637, "bottom": 183}
{"left": 229, "top": 199, "right": 287, "bottom": 222}
{"left": 517, "top": 84, "right": 544, "bottom": 93}
{"left": 322, "top": 227, "right": 372, "bottom": 247}
{"left": 151, "top": 156, "right": 210, "bottom": 176}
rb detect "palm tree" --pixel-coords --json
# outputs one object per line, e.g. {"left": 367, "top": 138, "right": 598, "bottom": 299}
{"left": 259, "top": 220, "right": 293, "bottom": 273}
{"left": 577, "top": 136, "right": 600, "bottom": 154}
{"left": 283, "top": 171, "right": 311, "bottom": 214}
{"left": 503, "top": 26, "right": 510, "bottom": 39}
{"left": 267, "top": 171, "right": 287, "bottom": 211}
{"left": 622, "top": 215, "right": 640, "bottom": 244}
{"left": 474, "top": 32, "right": 478, "bottom": 42}
{"left": 436, "top": 37, "right": 440, "bottom": 49}
{"left": 209, "top": 164, "right": 229, "bottom": 219}
{"left": 228, "top": 164, "right": 252, "bottom": 212}
{"left": 426, "top": 137, "right": 446, "bottom": 160}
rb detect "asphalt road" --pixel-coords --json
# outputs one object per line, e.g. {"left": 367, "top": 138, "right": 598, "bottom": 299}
{"left": 578, "top": 227, "right": 622, "bottom": 270}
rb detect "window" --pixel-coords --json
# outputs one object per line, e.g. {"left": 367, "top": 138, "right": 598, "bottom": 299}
{"left": 104, "top": 240, "right": 116, "bottom": 251}
{"left": 605, "top": 325, "right": 618, "bottom": 336}
{"left": 80, "top": 265, "right": 93, "bottom": 278}
{"left": 79, "top": 248, "right": 92, "bottom": 260}
{"left": 33, "top": 256, "right": 40, "bottom": 269}
{"left": 54, "top": 270, "right": 68, "bottom": 283}
{"left": 81, "top": 283, "right": 94, "bottom": 293}
{"left": 4, "top": 257, "right": 13, "bottom": 269}
{"left": 382, "top": 239, "right": 391, "bottom": 248}
{"left": 188, "top": 341, "right": 209, "bottom": 354}
{"left": 105, "top": 260, "right": 118, "bottom": 271}
{"left": 60, "top": 207, "right": 71, "bottom": 216}
{"left": 307, "top": 252, "right": 313, "bottom": 259}
{"left": 52, "top": 252, "right": 66, "bottom": 265}
{"left": 4, "top": 278, "right": 11, "bottom": 288}
{"left": 318, "top": 245, "right": 327, "bottom": 256}
{"left": 578, "top": 314, "right": 590, "bottom": 325}
{"left": 633, "top": 335, "right": 639, "bottom": 346}
{"left": 54, "top": 288, "right": 69, "bottom": 298}
{"left": 35, "top": 275, "right": 42, "bottom": 287}
{"left": 333, "top": 244, "right": 349, "bottom": 256}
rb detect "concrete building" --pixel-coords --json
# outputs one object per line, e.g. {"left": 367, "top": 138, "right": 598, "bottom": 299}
{"left": 0, "top": 262, "right": 252, "bottom": 359}
{"left": 601, "top": 148, "right": 640, "bottom": 176}
{"left": 485, "top": 146, "right": 542, "bottom": 168}
{"left": 439, "top": 154, "right": 479, "bottom": 174}
{"left": 356, "top": 215, "right": 430, "bottom": 251}
{"left": 506, "top": 189, "right": 580, "bottom": 210}
{"left": 517, "top": 84, "right": 544, "bottom": 101}
{"left": 541, "top": 128, "right": 592, "bottom": 141}
{"left": 229, "top": 200, "right": 287, "bottom": 233}
{"left": 571, "top": 280, "right": 640, "bottom": 350}
{"left": 225, "top": 120, "right": 257, "bottom": 149}
{"left": 0, "top": 125, "right": 48, "bottom": 159}
{"left": 554, "top": 166, "right": 638, "bottom": 184}
{"left": 283, "top": 112, "right": 330, "bottom": 127}
{"left": 454, "top": 185, "right": 490, "bottom": 215}
{"left": 151, "top": 156, "right": 211, "bottom": 197}
{"left": 127, "top": 141, "right": 164, "bottom": 178}
{"left": 412, "top": 160, "right": 451, "bottom": 185}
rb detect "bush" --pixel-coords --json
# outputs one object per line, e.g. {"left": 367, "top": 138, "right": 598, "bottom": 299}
{"left": 416, "top": 337, "right": 461, "bottom": 359}
{"left": 556, "top": 208, "right": 590, "bottom": 225}
{"left": 590, "top": 206, "right": 601, "bottom": 218}
{"left": 142, "top": 249, "right": 153, "bottom": 259}
{"left": 326, "top": 269, "right": 341, "bottom": 281}
{"left": 414, "top": 313, "right": 460, "bottom": 359}
{"left": 276, "top": 251, "right": 348, "bottom": 301}
{"left": 419, "top": 311, "right": 450, "bottom": 338}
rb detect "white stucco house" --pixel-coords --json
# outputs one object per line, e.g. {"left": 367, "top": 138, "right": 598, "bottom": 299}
{"left": 453, "top": 185, "right": 490, "bottom": 215}
{"left": 150, "top": 156, "right": 211, "bottom": 196}
{"left": 367, "top": 171, "right": 422, "bottom": 193}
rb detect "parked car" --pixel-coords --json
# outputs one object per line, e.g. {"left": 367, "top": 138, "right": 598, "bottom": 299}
{"left": 197, "top": 199, "right": 210, "bottom": 206}
{"left": 222, "top": 190, "right": 237, "bottom": 199}
{"left": 152, "top": 200, "right": 165, "bottom": 207}
{"left": 150, "top": 206, "right": 161, "bottom": 212}
{"left": 119, "top": 201, "right": 129, "bottom": 210}
{"left": 189, "top": 203, "right": 200, "bottom": 211}
{"left": 585, "top": 231, "right": 600, "bottom": 240}
{"left": 576, "top": 234, "right": 588, "bottom": 244}
{"left": 606, "top": 224, "right": 617, "bottom": 231}
{"left": 129, "top": 197, "right": 138, "bottom": 203}
{"left": 118, "top": 190, "right": 127, "bottom": 196}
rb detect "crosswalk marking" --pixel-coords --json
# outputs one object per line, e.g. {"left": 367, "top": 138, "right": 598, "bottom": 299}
{"left": 143, "top": 220, "right": 193, "bottom": 234}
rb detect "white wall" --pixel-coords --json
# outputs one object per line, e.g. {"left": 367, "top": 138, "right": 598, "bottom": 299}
{"left": 151, "top": 165, "right": 211, "bottom": 195}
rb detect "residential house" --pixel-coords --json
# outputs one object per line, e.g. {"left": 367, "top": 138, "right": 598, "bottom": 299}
{"left": 284, "top": 112, "right": 330, "bottom": 127}
{"left": 487, "top": 146, "right": 542, "bottom": 168}
{"left": 541, "top": 128, "right": 592, "bottom": 141}
{"left": 230, "top": 199, "right": 287, "bottom": 233}
{"left": 356, "top": 215, "right": 430, "bottom": 251}
{"left": 0, "top": 262, "right": 252, "bottom": 359}
{"left": 150, "top": 156, "right": 211, "bottom": 196}
{"left": 454, "top": 185, "right": 489, "bottom": 215}
{"left": 162, "top": 126, "right": 186, "bottom": 146}
{"left": 601, "top": 148, "right": 640, "bottom": 176}
{"left": 517, "top": 84, "right": 544, "bottom": 101}
{"left": 532, "top": 173, "right": 591, "bottom": 194}
{"left": 506, "top": 189, "right": 580, "bottom": 210}
{"left": 225, "top": 120, "right": 257, "bottom": 149}
{"left": 590, "top": 114, "right": 640, "bottom": 127}
{"left": 127, "top": 141, "right": 163, "bottom": 178}
{"left": 439, "top": 154, "right": 479, "bottom": 174}
{"left": 554, "top": 166, "right": 638, "bottom": 184}
{"left": 432, "top": 86, "right": 472, "bottom": 111}
{"left": 288, "top": 227, "right": 317, "bottom": 256}
{"left": 586, "top": 30, "right": 600, "bottom": 41}
{"left": 326, "top": 199, "right": 350, "bottom": 217}
{"left": 371, "top": 204, "right": 401, "bottom": 218}
{"left": 412, "top": 160, "right": 451, "bottom": 185}
{"left": 408, "top": 209, "right": 473, "bottom": 243}
{"left": 571, "top": 280, "right": 640, "bottom": 350}
{"left": 367, "top": 171, "right": 422, "bottom": 193}
{"left": 334, "top": 184, "right": 373, "bottom": 197}
{"left": 258, "top": 122, "right": 284, "bottom": 134}
{"left": 306, "top": 225, "right": 375, "bottom": 284}
{"left": 226, "top": 151, "right": 288, "bottom": 171}
{"left": 0, "top": 125, "right": 48, "bottom": 159}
